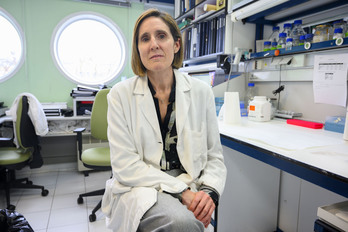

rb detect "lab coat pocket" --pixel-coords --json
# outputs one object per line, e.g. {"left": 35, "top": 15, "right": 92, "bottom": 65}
{"left": 185, "top": 123, "right": 207, "bottom": 164}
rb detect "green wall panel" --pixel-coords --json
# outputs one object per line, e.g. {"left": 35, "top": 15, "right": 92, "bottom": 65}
{"left": 0, "top": 0, "right": 147, "bottom": 107}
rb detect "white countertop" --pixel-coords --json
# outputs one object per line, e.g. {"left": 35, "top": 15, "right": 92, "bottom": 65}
{"left": 0, "top": 115, "right": 90, "bottom": 137}
{"left": 219, "top": 117, "right": 348, "bottom": 180}
{"left": 0, "top": 115, "right": 90, "bottom": 124}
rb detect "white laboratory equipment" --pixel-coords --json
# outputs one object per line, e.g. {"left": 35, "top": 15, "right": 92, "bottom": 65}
{"left": 248, "top": 96, "right": 272, "bottom": 122}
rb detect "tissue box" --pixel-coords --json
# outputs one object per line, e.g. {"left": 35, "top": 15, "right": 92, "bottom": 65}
{"left": 215, "top": 97, "right": 224, "bottom": 116}
{"left": 324, "top": 116, "right": 345, "bottom": 133}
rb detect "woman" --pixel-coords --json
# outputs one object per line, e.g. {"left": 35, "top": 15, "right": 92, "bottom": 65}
{"left": 102, "top": 8, "right": 226, "bottom": 232}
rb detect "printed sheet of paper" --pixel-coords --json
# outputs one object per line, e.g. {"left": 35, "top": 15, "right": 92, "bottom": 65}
{"left": 313, "top": 54, "right": 348, "bottom": 107}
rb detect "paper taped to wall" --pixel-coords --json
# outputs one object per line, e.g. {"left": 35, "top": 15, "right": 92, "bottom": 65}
{"left": 313, "top": 54, "right": 348, "bottom": 107}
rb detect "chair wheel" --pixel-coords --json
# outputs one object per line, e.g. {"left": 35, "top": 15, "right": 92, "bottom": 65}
{"left": 7, "top": 204, "right": 16, "bottom": 210}
{"left": 77, "top": 196, "right": 84, "bottom": 204}
{"left": 89, "top": 213, "right": 96, "bottom": 222}
{"left": 41, "top": 189, "right": 49, "bottom": 196}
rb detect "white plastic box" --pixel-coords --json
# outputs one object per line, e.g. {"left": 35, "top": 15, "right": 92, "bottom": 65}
{"left": 317, "top": 201, "right": 348, "bottom": 231}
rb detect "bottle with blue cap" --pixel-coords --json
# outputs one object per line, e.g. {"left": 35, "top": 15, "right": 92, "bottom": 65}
{"left": 268, "top": 26, "right": 280, "bottom": 43}
{"left": 245, "top": 83, "right": 255, "bottom": 110}
{"left": 305, "top": 33, "right": 314, "bottom": 43}
{"left": 281, "top": 23, "right": 292, "bottom": 39}
{"left": 271, "top": 41, "right": 278, "bottom": 50}
{"left": 299, "top": 35, "right": 305, "bottom": 45}
{"left": 332, "top": 20, "right": 346, "bottom": 39}
{"left": 277, "top": 33, "right": 287, "bottom": 49}
{"left": 286, "top": 38, "right": 293, "bottom": 50}
{"left": 333, "top": 28, "right": 343, "bottom": 39}
{"left": 291, "top": 20, "right": 306, "bottom": 46}
{"left": 263, "top": 41, "right": 271, "bottom": 51}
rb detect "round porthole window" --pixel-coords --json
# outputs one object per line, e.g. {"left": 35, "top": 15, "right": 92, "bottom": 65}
{"left": 0, "top": 8, "right": 25, "bottom": 83}
{"left": 51, "top": 12, "right": 127, "bottom": 86}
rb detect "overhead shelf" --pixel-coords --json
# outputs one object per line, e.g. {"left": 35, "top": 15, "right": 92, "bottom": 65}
{"left": 230, "top": 0, "right": 348, "bottom": 25}
{"left": 249, "top": 37, "right": 348, "bottom": 59}
{"left": 180, "top": 62, "right": 219, "bottom": 72}
{"left": 183, "top": 52, "right": 223, "bottom": 65}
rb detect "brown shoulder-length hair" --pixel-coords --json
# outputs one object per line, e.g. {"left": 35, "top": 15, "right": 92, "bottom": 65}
{"left": 131, "top": 8, "right": 184, "bottom": 77}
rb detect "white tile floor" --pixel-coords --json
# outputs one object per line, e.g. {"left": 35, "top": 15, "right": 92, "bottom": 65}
{"left": 0, "top": 162, "right": 112, "bottom": 232}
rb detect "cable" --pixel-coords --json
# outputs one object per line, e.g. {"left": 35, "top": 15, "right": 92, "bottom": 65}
{"left": 225, "top": 55, "right": 233, "bottom": 92}
{"left": 274, "top": 64, "right": 284, "bottom": 109}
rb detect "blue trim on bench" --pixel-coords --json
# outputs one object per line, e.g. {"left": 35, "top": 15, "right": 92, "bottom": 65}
{"left": 220, "top": 135, "right": 348, "bottom": 198}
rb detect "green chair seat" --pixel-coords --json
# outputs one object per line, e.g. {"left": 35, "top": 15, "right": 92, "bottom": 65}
{"left": 0, "top": 147, "right": 31, "bottom": 165}
{"left": 81, "top": 147, "right": 110, "bottom": 167}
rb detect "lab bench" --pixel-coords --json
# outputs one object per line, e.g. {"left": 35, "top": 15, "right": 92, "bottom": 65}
{"left": 218, "top": 117, "right": 348, "bottom": 232}
{"left": 220, "top": 118, "right": 348, "bottom": 197}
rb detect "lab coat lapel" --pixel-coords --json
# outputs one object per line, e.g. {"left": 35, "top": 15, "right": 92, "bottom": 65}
{"left": 134, "top": 76, "right": 161, "bottom": 141}
{"left": 175, "top": 70, "right": 191, "bottom": 137}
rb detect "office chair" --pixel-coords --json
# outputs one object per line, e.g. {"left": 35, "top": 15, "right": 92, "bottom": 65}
{"left": 0, "top": 96, "right": 49, "bottom": 210}
{"left": 74, "top": 89, "right": 111, "bottom": 222}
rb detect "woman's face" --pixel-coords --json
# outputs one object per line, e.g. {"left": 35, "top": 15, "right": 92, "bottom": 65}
{"left": 137, "top": 16, "right": 180, "bottom": 75}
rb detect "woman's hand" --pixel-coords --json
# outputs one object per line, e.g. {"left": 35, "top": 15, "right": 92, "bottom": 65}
{"left": 181, "top": 189, "right": 215, "bottom": 228}
{"left": 181, "top": 188, "right": 195, "bottom": 207}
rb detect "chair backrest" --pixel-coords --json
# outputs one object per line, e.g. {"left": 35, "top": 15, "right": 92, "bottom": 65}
{"left": 16, "top": 96, "right": 38, "bottom": 149}
{"left": 90, "top": 89, "right": 110, "bottom": 141}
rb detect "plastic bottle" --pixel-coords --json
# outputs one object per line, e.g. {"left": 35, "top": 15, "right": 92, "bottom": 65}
{"left": 282, "top": 23, "right": 291, "bottom": 36}
{"left": 263, "top": 41, "right": 271, "bottom": 51}
{"left": 299, "top": 35, "right": 305, "bottom": 45}
{"left": 271, "top": 41, "right": 278, "bottom": 50}
{"left": 305, "top": 33, "right": 313, "bottom": 43}
{"left": 245, "top": 83, "right": 255, "bottom": 109}
{"left": 277, "top": 33, "right": 287, "bottom": 49}
{"left": 333, "top": 28, "right": 343, "bottom": 39}
{"left": 278, "top": 23, "right": 291, "bottom": 41}
{"left": 268, "top": 26, "right": 280, "bottom": 43}
{"left": 291, "top": 20, "right": 306, "bottom": 46}
{"left": 286, "top": 38, "right": 293, "bottom": 50}
{"left": 332, "top": 20, "right": 346, "bottom": 39}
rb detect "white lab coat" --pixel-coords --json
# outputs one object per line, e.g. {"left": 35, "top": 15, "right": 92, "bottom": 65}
{"left": 6, "top": 92, "right": 48, "bottom": 146}
{"left": 102, "top": 69, "right": 227, "bottom": 232}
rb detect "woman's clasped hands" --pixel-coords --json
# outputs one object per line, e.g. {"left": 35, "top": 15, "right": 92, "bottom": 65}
{"left": 181, "top": 189, "right": 215, "bottom": 228}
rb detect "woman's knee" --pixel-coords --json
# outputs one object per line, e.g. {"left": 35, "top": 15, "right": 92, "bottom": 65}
{"left": 169, "top": 212, "right": 204, "bottom": 232}
{"left": 138, "top": 193, "right": 204, "bottom": 232}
